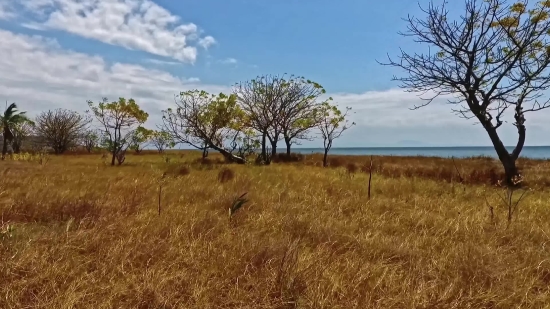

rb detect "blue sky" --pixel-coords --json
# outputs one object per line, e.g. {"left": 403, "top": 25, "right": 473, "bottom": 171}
{"left": 0, "top": 0, "right": 549, "bottom": 147}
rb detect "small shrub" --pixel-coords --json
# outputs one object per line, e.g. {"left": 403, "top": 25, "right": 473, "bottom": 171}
{"left": 11, "top": 152, "right": 33, "bottom": 162}
{"left": 177, "top": 165, "right": 191, "bottom": 176}
{"left": 218, "top": 167, "right": 235, "bottom": 183}
{"left": 345, "top": 163, "right": 358, "bottom": 174}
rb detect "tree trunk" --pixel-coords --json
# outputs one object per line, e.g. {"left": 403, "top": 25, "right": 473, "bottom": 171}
{"left": 111, "top": 150, "right": 116, "bottom": 166}
{"left": 211, "top": 144, "right": 246, "bottom": 164}
{"left": 323, "top": 148, "right": 329, "bottom": 167}
{"left": 1, "top": 133, "right": 7, "bottom": 160}
{"left": 202, "top": 145, "right": 208, "bottom": 158}
{"left": 261, "top": 132, "right": 267, "bottom": 161}
{"left": 2, "top": 125, "right": 13, "bottom": 160}
{"left": 482, "top": 121, "right": 522, "bottom": 186}
{"left": 13, "top": 142, "right": 20, "bottom": 154}
{"left": 285, "top": 137, "right": 292, "bottom": 156}
{"left": 271, "top": 140, "right": 277, "bottom": 157}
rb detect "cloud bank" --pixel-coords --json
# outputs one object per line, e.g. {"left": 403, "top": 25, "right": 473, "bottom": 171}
{"left": 6, "top": 0, "right": 215, "bottom": 63}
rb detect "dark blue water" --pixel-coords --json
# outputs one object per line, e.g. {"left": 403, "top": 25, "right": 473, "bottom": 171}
{"left": 292, "top": 146, "right": 550, "bottom": 159}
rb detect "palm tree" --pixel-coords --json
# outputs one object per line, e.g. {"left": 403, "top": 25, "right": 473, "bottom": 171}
{"left": 1, "top": 102, "right": 31, "bottom": 159}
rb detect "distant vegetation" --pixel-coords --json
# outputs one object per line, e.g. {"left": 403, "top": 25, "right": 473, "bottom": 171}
{"left": 2, "top": 74, "right": 355, "bottom": 167}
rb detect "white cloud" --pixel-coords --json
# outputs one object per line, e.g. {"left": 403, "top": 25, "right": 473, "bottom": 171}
{"left": 186, "top": 77, "right": 201, "bottom": 83}
{"left": 329, "top": 88, "right": 550, "bottom": 128}
{"left": 0, "top": 29, "right": 228, "bottom": 129}
{"left": 326, "top": 89, "right": 550, "bottom": 147}
{"left": 144, "top": 58, "right": 182, "bottom": 66}
{"left": 220, "top": 57, "right": 237, "bottom": 65}
{"left": 328, "top": 89, "right": 463, "bottom": 127}
{"left": 198, "top": 36, "right": 216, "bottom": 49}
{"left": 17, "top": 0, "right": 214, "bottom": 63}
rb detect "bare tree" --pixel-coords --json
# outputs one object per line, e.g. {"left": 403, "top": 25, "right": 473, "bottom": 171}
{"left": 382, "top": 0, "right": 550, "bottom": 185}
{"left": 34, "top": 109, "right": 90, "bottom": 154}
{"left": 318, "top": 103, "right": 355, "bottom": 167}
{"left": 234, "top": 75, "right": 289, "bottom": 163}
{"left": 162, "top": 90, "right": 249, "bottom": 164}
{"left": 12, "top": 121, "right": 35, "bottom": 153}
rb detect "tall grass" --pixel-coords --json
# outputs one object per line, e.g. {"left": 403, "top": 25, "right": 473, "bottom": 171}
{"left": 1, "top": 151, "right": 550, "bottom": 308}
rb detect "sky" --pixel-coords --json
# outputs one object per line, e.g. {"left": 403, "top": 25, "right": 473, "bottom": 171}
{"left": 0, "top": 0, "right": 549, "bottom": 147}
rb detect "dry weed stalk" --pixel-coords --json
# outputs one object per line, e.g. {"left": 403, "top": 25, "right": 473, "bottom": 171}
{"left": 498, "top": 176, "right": 529, "bottom": 228}
{"left": 274, "top": 239, "right": 301, "bottom": 306}
{"left": 218, "top": 167, "right": 235, "bottom": 183}
{"left": 157, "top": 172, "right": 167, "bottom": 216}
{"left": 485, "top": 174, "right": 530, "bottom": 228}
{"left": 368, "top": 156, "right": 373, "bottom": 200}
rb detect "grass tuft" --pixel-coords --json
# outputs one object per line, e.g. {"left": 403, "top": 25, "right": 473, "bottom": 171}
{"left": 218, "top": 167, "right": 235, "bottom": 183}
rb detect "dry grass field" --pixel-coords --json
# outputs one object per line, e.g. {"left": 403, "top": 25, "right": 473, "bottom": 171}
{"left": 1, "top": 151, "right": 550, "bottom": 308}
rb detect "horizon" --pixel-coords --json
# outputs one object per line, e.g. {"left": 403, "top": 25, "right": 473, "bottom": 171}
{"left": 292, "top": 145, "right": 550, "bottom": 149}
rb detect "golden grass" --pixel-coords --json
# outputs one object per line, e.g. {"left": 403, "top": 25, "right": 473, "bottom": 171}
{"left": 1, "top": 151, "right": 550, "bottom": 308}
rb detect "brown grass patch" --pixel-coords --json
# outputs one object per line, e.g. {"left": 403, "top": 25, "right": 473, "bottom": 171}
{"left": 272, "top": 153, "right": 305, "bottom": 163}
{"left": 1, "top": 151, "right": 550, "bottom": 308}
{"left": 310, "top": 154, "right": 550, "bottom": 187}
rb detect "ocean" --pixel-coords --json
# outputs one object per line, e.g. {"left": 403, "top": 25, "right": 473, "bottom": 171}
{"left": 291, "top": 146, "right": 550, "bottom": 159}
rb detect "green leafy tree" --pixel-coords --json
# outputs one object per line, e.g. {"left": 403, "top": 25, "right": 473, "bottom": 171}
{"left": 318, "top": 103, "right": 355, "bottom": 167}
{"left": 233, "top": 75, "right": 290, "bottom": 164}
{"left": 162, "top": 90, "right": 250, "bottom": 164}
{"left": 129, "top": 126, "right": 154, "bottom": 154}
{"left": 1, "top": 103, "right": 32, "bottom": 159}
{"left": 277, "top": 76, "right": 327, "bottom": 155}
{"left": 383, "top": 0, "right": 550, "bottom": 185}
{"left": 150, "top": 130, "right": 176, "bottom": 153}
{"left": 87, "top": 97, "right": 149, "bottom": 166}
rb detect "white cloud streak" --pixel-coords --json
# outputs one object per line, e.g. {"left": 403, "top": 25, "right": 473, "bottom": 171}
{"left": 220, "top": 57, "right": 238, "bottom": 65}
{"left": 16, "top": 0, "right": 214, "bottom": 63}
